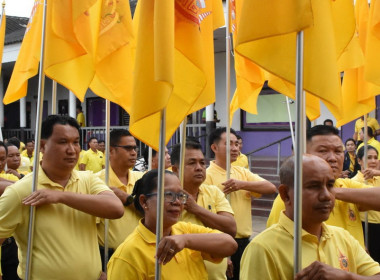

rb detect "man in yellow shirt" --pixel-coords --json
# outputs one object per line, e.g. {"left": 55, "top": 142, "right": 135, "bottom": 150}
{"left": 241, "top": 155, "right": 380, "bottom": 280}
{"left": 231, "top": 135, "right": 249, "bottom": 169}
{"left": 76, "top": 105, "right": 85, "bottom": 127}
{"left": 353, "top": 114, "right": 380, "bottom": 141}
{"left": 79, "top": 137, "right": 104, "bottom": 173}
{"left": 0, "top": 143, "right": 18, "bottom": 183}
{"left": 7, "top": 137, "right": 31, "bottom": 173}
{"left": 171, "top": 141, "right": 236, "bottom": 280}
{"left": 204, "top": 127, "right": 276, "bottom": 280}
{"left": 143, "top": 146, "right": 172, "bottom": 170}
{"left": 20, "top": 138, "right": 42, "bottom": 171}
{"left": 96, "top": 129, "right": 143, "bottom": 269}
{"left": 267, "top": 125, "right": 369, "bottom": 247}
{"left": 0, "top": 115, "right": 124, "bottom": 280}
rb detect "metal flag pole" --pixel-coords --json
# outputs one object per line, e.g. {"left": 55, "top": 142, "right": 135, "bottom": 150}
{"left": 148, "top": 147, "right": 153, "bottom": 171}
{"left": 286, "top": 97, "right": 296, "bottom": 148}
{"left": 51, "top": 81, "right": 57, "bottom": 114}
{"left": 155, "top": 108, "right": 166, "bottom": 280}
{"left": 179, "top": 118, "right": 188, "bottom": 187}
{"left": 225, "top": 0, "right": 231, "bottom": 183}
{"left": 363, "top": 115, "right": 369, "bottom": 249}
{"left": 25, "top": 0, "right": 47, "bottom": 278}
{"left": 293, "top": 30, "right": 305, "bottom": 276}
{"left": 103, "top": 99, "right": 111, "bottom": 271}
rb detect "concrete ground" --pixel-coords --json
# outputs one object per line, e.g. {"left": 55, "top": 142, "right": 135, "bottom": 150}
{"left": 251, "top": 215, "right": 268, "bottom": 239}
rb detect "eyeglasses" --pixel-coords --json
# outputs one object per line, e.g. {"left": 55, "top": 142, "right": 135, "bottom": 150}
{"left": 145, "top": 191, "right": 188, "bottom": 204}
{"left": 111, "top": 145, "right": 137, "bottom": 151}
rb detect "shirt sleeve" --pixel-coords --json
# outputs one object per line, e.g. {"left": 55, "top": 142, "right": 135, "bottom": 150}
{"left": 213, "top": 186, "right": 234, "bottom": 215}
{"left": 79, "top": 152, "right": 88, "bottom": 165}
{"left": 244, "top": 169, "right": 266, "bottom": 197}
{"left": 88, "top": 173, "right": 112, "bottom": 195}
{"left": 0, "top": 187, "right": 22, "bottom": 238}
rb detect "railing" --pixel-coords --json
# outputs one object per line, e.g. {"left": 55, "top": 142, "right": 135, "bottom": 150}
{"left": 246, "top": 135, "right": 292, "bottom": 175}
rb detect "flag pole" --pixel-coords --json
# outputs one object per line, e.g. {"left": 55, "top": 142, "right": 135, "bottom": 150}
{"left": 179, "top": 118, "right": 188, "bottom": 187}
{"left": 148, "top": 147, "right": 153, "bottom": 171}
{"left": 293, "top": 30, "right": 305, "bottom": 276}
{"left": 363, "top": 115, "right": 369, "bottom": 249}
{"left": 155, "top": 108, "right": 166, "bottom": 280}
{"left": 25, "top": 0, "right": 47, "bottom": 278}
{"left": 51, "top": 81, "right": 57, "bottom": 114}
{"left": 286, "top": 97, "right": 295, "bottom": 148}
{"left": 103, "top": 99, "right": 111, "bottom": 271}
{"left": 225, "top": 0, "right": 231, "bottom": 182}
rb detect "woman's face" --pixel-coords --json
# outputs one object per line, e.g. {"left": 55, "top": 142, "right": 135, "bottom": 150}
{"left": 358, "top": 149, "right": 379, "bottom": 170}
{"left": 345, "top": 140, "right": 356, "bottom": 153}
{"left": 144, "top": 174, "right": 184, "bottom": 230}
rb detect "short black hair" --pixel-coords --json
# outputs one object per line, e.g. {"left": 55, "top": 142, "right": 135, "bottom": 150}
{"left": 41, "top": 115, "right": 80, "bottom": 140}
{"left": 110, "top": 129, "right": 132, "bottom": 146}
{"left": 236, "top": 134, "right": 242, "bottom": 141}
{"left": 7, "top": 137, "right": 21, "bottom": 149}
{"left": 361, "top": 127, "right": 374, "bottom": 138}
{"left": 98, "top": 140, "right": 105, "bottom": 144}
{"left": 26, "top": 138, "right": 34, "bottom": 145}
{"left": 208, "top": 127, "right": 237, "bottom": 148}
{"left": 345, "top": 138, "right": 356, "bottom": 146}
{"left": 323, "top": 119, "right": 333, "bottom": 125}
{"left": 171, "top": 140, "right": 203, "bottom": 166}
{"left": 88, "top": 136, "right": 98, "bottom": 143}
{"left": 357, "top": 145, "right": 378, "bottom": 160}
{"left": 76, "top": 105, "right": 82, "bottom": 111}
{"left": 143, "top": 146, "right": 157, "bottom": 165}
{"left": 0, "top": 141, "right": 8, "bottom": 156}
{"left": 307, "top": 125, "right": 340, "bottom": 142}
{"left": 132, "top": 169, "right": 176, "bottom": 215}
{"left": 5, "top": 142, "right": 17, "bottom": 149}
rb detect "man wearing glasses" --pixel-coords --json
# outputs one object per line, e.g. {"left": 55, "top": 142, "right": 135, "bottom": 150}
{"left": 96, "top": 129, "right": 143, "bottom": 269}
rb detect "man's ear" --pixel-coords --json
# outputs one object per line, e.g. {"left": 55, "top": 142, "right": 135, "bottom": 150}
{"left": 278, "top": 184, "right": 291, "bottom": 205}
{"left": 210, "top": 143, "right": 217, "bottom": 153}
{"left": 171, "top": 165, "right": 179, "bottom": 175}
{"left": 40, "top": 139, "right": 46, "bottom": 153}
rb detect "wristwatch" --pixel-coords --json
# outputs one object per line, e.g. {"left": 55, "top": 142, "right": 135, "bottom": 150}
{"left": 124, "top": 195, "right": 134, "bottom": 207}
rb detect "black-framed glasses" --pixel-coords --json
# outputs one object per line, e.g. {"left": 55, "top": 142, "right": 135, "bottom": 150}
{"left": 111, "top": 145, "right": 137, "bottom": 151}
{"left": 145, "top": 191, "right": 188, "bottom": 204}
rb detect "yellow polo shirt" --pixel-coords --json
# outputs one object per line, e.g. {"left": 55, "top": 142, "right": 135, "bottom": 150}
{"left": 75, "top": 150, "right": 86, "bottom": 170}
{"left": 351, "top": 171, "right": 380, "bottom": 224}
{"left": 0, "top": 171, "right": 19, "bottom": 181}
{"left": 20, "top": 150, "right": 42, "bottom": 166}
{"left": 205, "top": 161, "right": 262, "bottom": 238}
{"left": 77, "top": 112, "right": 85, "bottom": 127}
{"left": 80, "top": 149, "right": 104, "bottom": 173}
{"left": 180, "top": 184, "right": 234, "bottom": 280}
{"left": 107, "top": 221, "right": 222, "bottom": 280}
{"left": 355, "top": 117, "right": 380, "bottom": 134}
{"left": 267, "top": 178, "right": 369, "bottom": 248}
{"left": 241, "top": 212, "right": 380, "bottom": 280}
{"left": 0, "top": 169, "right": 111, "bottom": 280}
{"left": 96, "top": 168, "right": 143, "bottom": 249}
{"left": 231, "top": 153, "right": 249, "bottom": 169}
{"left": 18, "top": 156, "right": 31, "bottom": 173}
{"left": 357, "top": 138, "right": 380, "bottom": 156}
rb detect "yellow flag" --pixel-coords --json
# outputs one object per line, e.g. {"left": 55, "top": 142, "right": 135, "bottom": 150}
{"left": 339, "top": 0, "right": 380, "bottom": 126}
{"left": 44, "top": 0, "right": 101, "bottom": 101}
{"left": 229, "top": 0, "right": 265, "bottom": 122}
{"left": 364, "top": 0, "right": 380, "bottom": 86}
{"left": 130, "top": 0, "right": 207, "bottom": 150}
{"left": 236, "top": 0, "right": 356, "bottom": 122}
{"left": 0, "top": 7, "right": 5, "bottom": 77}
{"left": 3, "top": 1, "right": 43, "bottom": 105}
{"left": 89, "top": 0, "right": 135, "bottom": 113}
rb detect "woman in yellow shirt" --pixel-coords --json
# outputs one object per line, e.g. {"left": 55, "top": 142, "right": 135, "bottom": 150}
{"left": 352, "top": 145, "right": 380, "bottom": 262}
{"left": 107, "top": 170, "right": 237, "bottom": 280}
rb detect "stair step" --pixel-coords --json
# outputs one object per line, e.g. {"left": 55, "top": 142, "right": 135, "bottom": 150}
{"left": 251, "top": 207, "right": 271, "bottom": 217}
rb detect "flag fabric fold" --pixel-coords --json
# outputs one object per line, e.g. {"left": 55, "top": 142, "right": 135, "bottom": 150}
{"left": 3, "top": 0, "right": 43, "bottom": 105}
{"left": 0, "top": 6, "right": 6, "bottom": 77}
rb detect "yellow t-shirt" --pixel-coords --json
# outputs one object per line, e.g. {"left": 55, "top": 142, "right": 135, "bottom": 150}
{"left": 231, "top": 153, "right": 249, "bottom": 169}
{"left": 267, "top": 178, "right": 368, "bottom": 248}
{"left": 351, "top": 171, "right": 380, "bottom": 224}
{"left": 205, "top": 161, "right": 262, "bottom": 238}
{"left": 0, "top": 169, "right": 111, "bottom": 280}
{"left": 0, "top": 171, "right": 19, "bottom": 181}
{"left": 77, "top": 112, "right": 85, "bottom": 127}
{"left": 355, "top": 117, "right": 380, "bottom": 134}
{"left": 96, "top": 168, "right": 143, "bottom": 249}
{"left": 241, "top": 212, "right": 380, "bottom": 280}
{"left": 75, "top": 150, "right": 86, "bottom": 170}
{"left": 357, "top": 138, "right": 380, "bottom": 156}
{"left": 107, "top": 221, "right": 222, "bottom": 280}
{"left": 80, "top": 149, "right": 104, "bottom": 173}
{"left": 180, "top": 184, "right": 234, "bottom": 280}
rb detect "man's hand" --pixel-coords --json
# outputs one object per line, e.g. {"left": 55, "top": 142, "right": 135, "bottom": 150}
{"left": 295, "top": 261, "right": 350, "bottom": 280}
{"left": 98, "top": 272, "right": 107, "bottom": 280}
{"left": 22, "top": 189, "right": 62, "bottom": 206}
{"left": 222, "top": 179, "right": 243, "bottom": 195}
{"left": 109, "top": 187, "right": 128, "bottom": 204}
{"left": 341, "top": 170, "right": 350, "bottom": 179}
{"left": 183, "top": 190, "right": 200, "bottom": 214}
{"left": 6, "top": 169, "right": 21, "bottom": 179}
{"left": 226, "top": 258, "right": 234, "bottom": 279}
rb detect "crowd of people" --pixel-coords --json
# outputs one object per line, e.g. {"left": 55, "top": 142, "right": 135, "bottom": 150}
{"left": 1, "top": 114, "right": 380, "bottom": 279}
